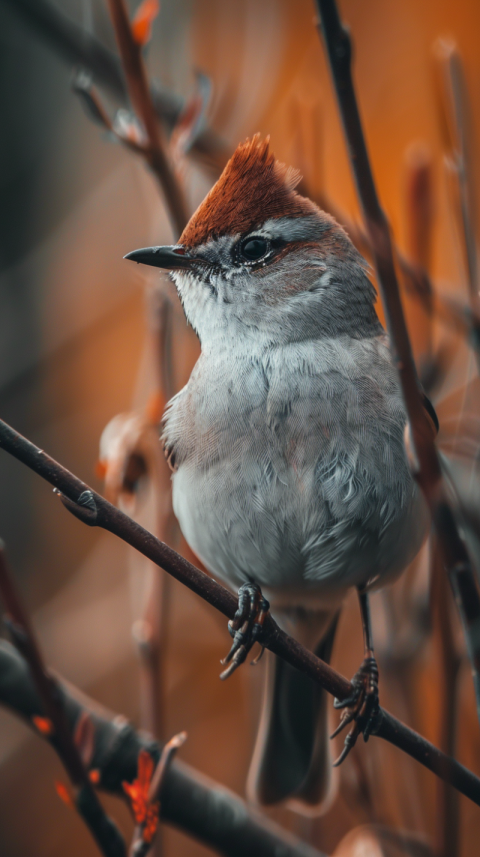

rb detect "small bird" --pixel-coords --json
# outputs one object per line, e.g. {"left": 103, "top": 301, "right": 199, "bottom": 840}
{"left": 126, "top": 136, "right": 435, "bottom": 812}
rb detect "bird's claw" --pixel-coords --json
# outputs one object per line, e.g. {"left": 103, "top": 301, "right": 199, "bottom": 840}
{"left": 330, "top": 656, "right": 380, "bottom": 766}
{"left": 220, "top": 582, "right": 269, "bottom": 680}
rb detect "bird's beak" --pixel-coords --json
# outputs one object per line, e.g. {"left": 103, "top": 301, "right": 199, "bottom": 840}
{"left": 124, "top": 244, "right": 199, "bottom": 270}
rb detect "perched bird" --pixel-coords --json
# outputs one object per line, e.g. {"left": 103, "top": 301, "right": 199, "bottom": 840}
{"left": 126, "top": 136, "right": 435, "bottom": 812}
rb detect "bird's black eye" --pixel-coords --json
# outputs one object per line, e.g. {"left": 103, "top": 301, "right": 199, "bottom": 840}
{"left": 240, "top": 237, "right": 269, "bottom": 262}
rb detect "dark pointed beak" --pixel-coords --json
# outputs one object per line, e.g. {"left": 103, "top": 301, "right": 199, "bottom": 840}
{"left": 124, "top": 244, "right": 198, "bottom": 270}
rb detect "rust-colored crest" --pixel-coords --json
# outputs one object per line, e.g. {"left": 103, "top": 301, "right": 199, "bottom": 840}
{"left": 180, "top": 135, "right": 317, "bottom": 247}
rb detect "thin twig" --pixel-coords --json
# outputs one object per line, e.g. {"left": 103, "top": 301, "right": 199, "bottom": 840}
{"left": 105, "top": 0, "right": 188, "bottom": 236}
{"left": 142, "top": 291, "right": 175, "bottom": 746}
{"left": 0, "top": 641, "right": 326, "bottom": 857}
{"left": 434, "top": 39, "right": 480, "bottom": 378}
{"left": 435, "top": 40, "right": 478, "bottom": 301}
{"left": 314, "top": 0, "right": 480, "bottom": 725}
{"left": 403, "top": 142, "right": 435, "bottom": 365}
{"left": 430, "top": 541, "right": 461, "bottom": 857}
{"left": 0, "top": 420, "right": 480, "bottom": 806}
{"left": 149, "top": 732, "right": 187, "bottom": 802}
{"left": 0, "top": 0, "right": 229, "bottom": 175}
{"left": 129, "top": 732, "right": 187, "bottom": 857}
{"left": 0, "top": 549, "right": 126, "bottom": 857}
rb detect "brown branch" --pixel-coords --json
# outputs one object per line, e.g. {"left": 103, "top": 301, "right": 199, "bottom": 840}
{"left": 0, "top": 549, "right": 126, "bottom": 857}
{"left": 403, "top": 142, "right": 435, "bottom": 366}
{"left": 314, "top": 0, "right": 480, "bottom": 724}
{"left": 430, "top": 541, "right": 462, "bottom": 857}
{"left": 0, "top": 0, "right": 230, "bottom": 176}
{"left": 0, "top": 419, "right": 480, "bottom": 808}
{"left": 0, "top": 641, "right": 327, "bottom": 857}
{"left": 434, "top": 40, "right": 478, "bottom": 301}
{"left": 141, "top": 291, "right": 175, "bottom": 748}
{"left": 105, "top": 0, "right": 188, "bottom": 237}
{"left": 434, "top": 40, "right": 480, "bottom": 378}
{"left": 129, "top": 732, "right": 187, "bottom": 857}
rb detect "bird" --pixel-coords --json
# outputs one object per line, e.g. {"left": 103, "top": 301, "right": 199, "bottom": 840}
{"left": 125, "top": 135, "right": 436, "bottom": 812}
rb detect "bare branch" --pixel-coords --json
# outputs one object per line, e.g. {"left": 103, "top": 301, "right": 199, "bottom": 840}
{"left": 430, "top": 541, "right": 462, "bottom": 857}
{"left": 434, "top": 39, "right": 480, "bottom": 381}
{"left": 434, "top": 40, "right": 478, "bottom": 301}
{"left": 0, "top": 0, "right": 230, "bottom": 175}
{"left": 129, "top": 732, "right": 187, "bottom": 857}
{"left": 105, "top": 0, "right": 188, "bottom": 236}
{"left": 0, "top": 550, "right": 126, "bottom": 857}
{"left": 0, "top": 640, "right": 327, "bottom": 857}
{"left": 314, "top": 0, "right": 480, "bottom": 725}
{"left": 0, "top": 419, "right": 480, "bottom": 806}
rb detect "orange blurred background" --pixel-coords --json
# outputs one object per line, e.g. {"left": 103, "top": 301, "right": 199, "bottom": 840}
{"left": 0, "top": 0, "right": 480, "bottom": 855}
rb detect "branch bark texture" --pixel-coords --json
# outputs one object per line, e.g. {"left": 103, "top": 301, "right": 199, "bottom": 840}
{"left": 0, "top": 418, "right": 479, "bottom": 808}
{"left": 0, "top": 553, "right": 126, "bottom": 857}
{"left": 0, "top": 0, "right": 229, "bottom": 174}
{"left": 105, "top": 0, "right": 188, "bottom": 237}
{"left": 0, "top": 641, "right": 326, "bottom": 857}
{"left": 314, "top": 0, "right": 480, "bottom": 721}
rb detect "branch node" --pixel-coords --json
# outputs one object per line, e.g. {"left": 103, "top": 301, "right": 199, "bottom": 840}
{"left": 55, "top": 488, "right": 98, "bottom": 526}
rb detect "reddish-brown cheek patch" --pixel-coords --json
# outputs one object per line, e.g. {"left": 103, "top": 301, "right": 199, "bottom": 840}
{"left": 180, "top": 135, "right": 319, "bottom": 247}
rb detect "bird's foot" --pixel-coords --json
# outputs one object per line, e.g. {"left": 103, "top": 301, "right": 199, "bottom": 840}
{"left": 330, "top": 656, "right": 381, "bottom": 766}
{"left": 220, "top": 582, "right": 270, "bottom": 680}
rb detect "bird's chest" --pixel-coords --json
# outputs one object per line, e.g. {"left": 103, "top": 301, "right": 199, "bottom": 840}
{"left": 164, "top": 356, "right": 326, "bottom": 483}
{"left": 163, "top": 344, "right": 416, "bottom": 592}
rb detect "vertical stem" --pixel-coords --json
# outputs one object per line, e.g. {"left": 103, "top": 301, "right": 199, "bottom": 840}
{"left": 0, "top": 549, "right": 126, "bottom": 857}
{"left": 105, "top": 0, "right": 188, "bottom": 236}
{"left": 431, "top": 543, "right": 461, "bottom": 857}
{"left": 403, "top": 142, "right": 434, "bottom": 363}
{"left": 314, "top": 0, "right": 480, "bottom": 725}
{"left": 135, "top": 292, "right": 177, "bottom": 855}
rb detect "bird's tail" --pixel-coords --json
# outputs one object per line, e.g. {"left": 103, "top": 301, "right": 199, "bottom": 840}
{"left": 247, "top": 609, "right": 339, "bottom": 814}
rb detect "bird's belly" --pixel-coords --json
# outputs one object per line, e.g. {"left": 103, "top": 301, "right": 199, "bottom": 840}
{"left": 172, "top": 458, "right": 428, "bottom": 604}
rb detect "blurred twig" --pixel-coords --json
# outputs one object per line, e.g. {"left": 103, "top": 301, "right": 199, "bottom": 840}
{"left": 0, "top": 420, "right": 480, "bottom": 805}
{"left": 104, "top": 0, "right": 187, "bottom": 237}
{"left": 403, "top": 142, "right": 435, "bottom": 366}
{"left": 430, "top": 541, "right": 461, "bottom": 857}
{"left": 97, "top": 296, "right": 176, "bottom": 754}
{"left": 0, "top": 549, "right": 126, "bottom": 857}
{"left": 128, "top": 732, "right": 187, "bottom": 857}
{"left": 0, "top": 640, "right": 327, "bottom": 857}
{"left": 434, "top": 39, "right": 480, "bottom": 377}
{"left": 434, "top": 40, "right": 478, "bottom": 302}
{"left": 315, "top": 0, "right": 480, "bottom": 726}
{"left": 0, "top": 0, "right": 229, "bottom": 175}
{"left": 139, "top": 293, "right": 176, "bottom": 747}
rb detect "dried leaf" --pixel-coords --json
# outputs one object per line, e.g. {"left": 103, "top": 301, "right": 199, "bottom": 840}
{"left": 32, "top": 715, "right": 53, "bottom": 736}
{"left": 55, "top": 780, "right": 74, "bottom": 809}
{"left": 143, "top": 803, "right": 160, "bottom": 843}
{"left": 131, "top": 0, "right": 160, "bottom": 46}
{"left": 123, "top": 749, "right": 155, "bottom": 825}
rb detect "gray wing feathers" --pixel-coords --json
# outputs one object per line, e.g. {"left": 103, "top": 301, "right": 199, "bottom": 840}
{"left": 163, "top": 335, "right": 420, "bottom": 593}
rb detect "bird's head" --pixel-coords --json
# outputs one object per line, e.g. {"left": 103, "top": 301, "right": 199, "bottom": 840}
{"left": 126, "top": 136, "right": 379, "bottom": 351}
